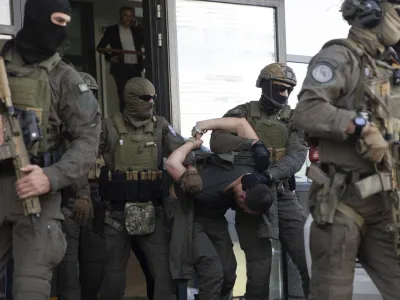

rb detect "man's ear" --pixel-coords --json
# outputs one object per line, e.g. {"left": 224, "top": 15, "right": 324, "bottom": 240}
{"left": 240, "top": 191, "right": 246, "bottom": 200}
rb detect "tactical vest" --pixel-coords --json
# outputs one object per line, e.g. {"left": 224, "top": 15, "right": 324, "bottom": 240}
{"left": 2, "top": 46, "right": 61, "bottom": 156}
{"left": 111, "top": 113, "right": 159, "bottom": 172}
{"left": 322, "top": 39, "right": 400, "bottom": 138}
{"left": 246, "top": 101, "right": 291, "bottom": 162}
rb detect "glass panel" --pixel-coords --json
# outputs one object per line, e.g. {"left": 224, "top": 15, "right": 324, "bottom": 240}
{"left": 285, "top": 0, "right": 350, "bottom": 56}
{"left": 0, "top": 0, "right": 12, "bottom": 26}
{"left": 176, "top": 0, "right": 276, "bottom": 149}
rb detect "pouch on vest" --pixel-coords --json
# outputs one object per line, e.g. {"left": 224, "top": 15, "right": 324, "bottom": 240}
{"left": 125, "top": 170, "right": 140, "bottom": 203}
{"left": 307, "top": 164, "right": 346, "bottom": 225}
{"left": 124, "top": 201, "right": 155, "bottom": 236}
{"left": 139, "top": 171, "right": 153, "bottom": 203}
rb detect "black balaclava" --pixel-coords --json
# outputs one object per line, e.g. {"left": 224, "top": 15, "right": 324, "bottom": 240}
{"left": 16, "top": 0, "right": 71, "bottom": 64}
{"left": 260, "top": 80, "right": 290, "bottom": 113}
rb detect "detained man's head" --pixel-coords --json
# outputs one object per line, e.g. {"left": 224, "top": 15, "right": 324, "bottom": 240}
{"left": 237, "top": 173, "right": 273, "bottom": 214}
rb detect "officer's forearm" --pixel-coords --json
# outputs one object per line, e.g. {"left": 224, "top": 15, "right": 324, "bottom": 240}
{"left": 74, "top": 176, "right": 91, "bottom": 198}
{"left": 267, "top": 143, "right": 307, "bottom": 181}
{"left": 210, "top": 129, "right": 255, "bottom": 153}
{"left": 43, "top": 129, "right": 100, "bottom": 192}
{"left": 294, "top": 96, "right": 356, "bottom": 141}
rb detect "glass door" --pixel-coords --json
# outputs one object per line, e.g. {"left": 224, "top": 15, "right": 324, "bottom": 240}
{"left": 174, "top": 0, "right": 285, "bottom": 298}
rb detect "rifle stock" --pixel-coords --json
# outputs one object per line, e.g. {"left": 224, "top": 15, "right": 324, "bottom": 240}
{"left": 0, "top": 57, "right": 41, "bottom": 218}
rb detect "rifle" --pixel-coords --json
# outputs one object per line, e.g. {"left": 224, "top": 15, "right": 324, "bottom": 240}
{"left": 0, "top": 57, "right": 41, "bottom": 228}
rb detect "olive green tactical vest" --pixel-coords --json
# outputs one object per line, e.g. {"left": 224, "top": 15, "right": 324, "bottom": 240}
{"left": 2, "top": 48, "right": 61, "bottom": 155}
{"left": 246, "top": 101, "right": 291, "bottom": 161}
{"left": 112, "top": 113, "right": 159, "bottom": 172}
{"left": 323, "top": 39, "right": 400, "bottom": 140}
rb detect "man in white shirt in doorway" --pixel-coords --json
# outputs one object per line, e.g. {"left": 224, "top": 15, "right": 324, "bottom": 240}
{"left": 97, "top": 6, "right": 144, "bottom": 112}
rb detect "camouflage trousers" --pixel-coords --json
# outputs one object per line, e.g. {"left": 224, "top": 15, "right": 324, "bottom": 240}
{"left": 309, "top": 185, "right": 400, "bottom": 300}
{"left": 99, "top": 210, "right": 175, "bottom": 300}
{"left": 0, "top": 176, "right": 66, "bottom": 300}
{"left": 235, "top": 188, "right": 308, "bottom": 300}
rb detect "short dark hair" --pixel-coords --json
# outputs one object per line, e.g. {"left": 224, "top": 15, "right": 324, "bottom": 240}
{"left": 119, "top": 6, "right": 133, "bottom": 15}
{"left": 245, "top": 183, "right": 273, "bottom": 213}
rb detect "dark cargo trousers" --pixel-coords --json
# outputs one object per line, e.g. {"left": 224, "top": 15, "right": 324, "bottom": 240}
{"left": 0, "top": 176, "right": 67, "bottom": 300}
{"left": 99, "top": 210, "right": 175, "bottom": 300}
{"left": 57, "top": 217, "right": 106, "bottom": 300}
{"left": 192, "top": 217, "right": 237, "bottom": 300}
{"left": 235, "top": 188, "right": 308, "bottom": 300}
{"left": 309, "top": 185, "right": 400, "bottom": 300}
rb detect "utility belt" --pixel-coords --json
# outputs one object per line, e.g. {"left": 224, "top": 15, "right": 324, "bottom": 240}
{"left": 99, "top": 167, "right": 162, "bottom": 236}
{"left": 0, "top": 151, "right": 61, "bottom": 176}
{"left": 306, "top": 162, "right": 374, "bottom": 230}
{"left": 99, "top": 167, "right": 163, "bottom": 208}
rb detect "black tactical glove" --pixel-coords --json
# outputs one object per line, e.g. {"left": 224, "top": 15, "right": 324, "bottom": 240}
{"left": 241, "top": 172, "right": 272, "bottom": 191}
{"left": 251, "top": 140, "right": 271, "bottom": 172}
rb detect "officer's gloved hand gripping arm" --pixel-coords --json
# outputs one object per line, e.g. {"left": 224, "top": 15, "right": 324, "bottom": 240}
{"left": 265, "top": 127, "right": 308, "bottom": 182}
{"left": 42, "top": 71, "right": 101, "bottom": 192}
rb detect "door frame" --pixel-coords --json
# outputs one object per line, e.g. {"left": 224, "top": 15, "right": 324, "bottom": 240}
{"left": 166, "top": 0, "right": 287, "bottom": 132}
{"left": 64, "top": 1, "right": 97, "bottom": 77}
{"left": 143, "top": 0, "right": 173, "bottom": 123}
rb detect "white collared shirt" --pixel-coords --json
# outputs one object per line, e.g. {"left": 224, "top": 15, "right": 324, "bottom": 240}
{"left": 119, "top": 25, "right": 138, "bottom": 65}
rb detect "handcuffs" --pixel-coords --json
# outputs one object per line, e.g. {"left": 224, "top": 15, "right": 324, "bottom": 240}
{"left": 191, "top": 124, "right": 207, "bottom": 137}
{"left": 186, "top": 124, "right": 207, "bottom": 150}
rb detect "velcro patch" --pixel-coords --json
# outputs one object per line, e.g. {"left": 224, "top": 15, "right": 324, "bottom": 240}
{"left": 168, "top": 124, "right": 177, "bottom": 136}
{"left": 311, "top": 64, "right": 334, "bottom": 83}
{"left": 78, "top": 83, "right": 90, "bottom": 93}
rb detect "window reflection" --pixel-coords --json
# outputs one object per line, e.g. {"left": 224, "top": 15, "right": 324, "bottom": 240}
{"left": 176, "top": 0, "right": 276, "bottom": 148}
{"left": 0, "top": 0, "right": 12, "bottom": 26}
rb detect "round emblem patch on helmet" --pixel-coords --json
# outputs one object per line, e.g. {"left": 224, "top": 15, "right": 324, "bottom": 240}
{"left": 311, "top": 65, "right": 333, "bottom": 83}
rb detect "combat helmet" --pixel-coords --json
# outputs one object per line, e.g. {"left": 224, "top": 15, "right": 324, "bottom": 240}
{"left": 256, "top": 63, "right": 297, "bottom": 88}
{"left": 79, "top": 72, "right": 98, "bottom": 91}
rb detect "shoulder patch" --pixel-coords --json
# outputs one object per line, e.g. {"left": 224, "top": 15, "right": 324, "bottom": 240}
{"left": 168, "top": 124, "right": 177, "bottom": 136}
{"left": 314, "top": 57, "right": 339, "bottom": 69}
{"left": 311, "top": 64, "right": 334, "bottom": 83}
{"left": 78, "top": 83, "right": 90, "bottom": 93}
